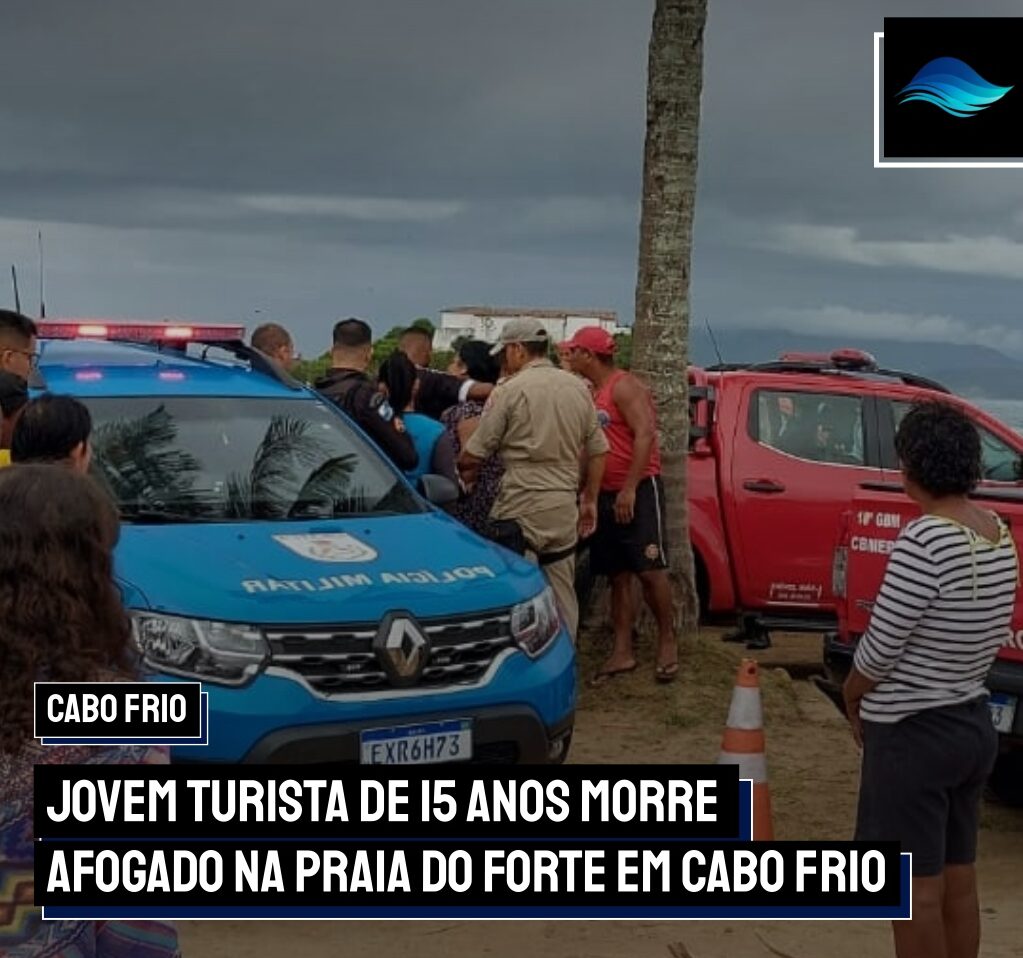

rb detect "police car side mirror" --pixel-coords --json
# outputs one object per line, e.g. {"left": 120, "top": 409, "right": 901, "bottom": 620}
{"left": 420, "top": 474, "right": 460, "bottom": 507}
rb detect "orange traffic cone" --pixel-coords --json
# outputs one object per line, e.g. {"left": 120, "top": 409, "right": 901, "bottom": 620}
{"left": 717, "top": 658, "right": 774, "bottom": 840}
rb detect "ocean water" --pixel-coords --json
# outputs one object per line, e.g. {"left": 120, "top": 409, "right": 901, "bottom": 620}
{"left": 974, "top": 399, "right": 1023, "bottom": 434}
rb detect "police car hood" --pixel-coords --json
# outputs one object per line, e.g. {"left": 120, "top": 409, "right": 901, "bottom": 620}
{"left": 115, "top": 513, "right": 544, "bottom": 623}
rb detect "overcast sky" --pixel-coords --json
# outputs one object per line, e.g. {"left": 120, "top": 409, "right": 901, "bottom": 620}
{"left": 4, "top": 0, "right": 1023, "bottom": 356}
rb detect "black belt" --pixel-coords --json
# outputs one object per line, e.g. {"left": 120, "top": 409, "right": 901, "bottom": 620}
{"left": 484, "top": 519, "right": 576, "bottom": 565}
{"left": 538, "top": 544, "right": 577, "bottom": 566}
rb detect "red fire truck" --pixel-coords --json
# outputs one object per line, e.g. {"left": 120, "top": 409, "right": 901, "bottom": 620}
{"left": 825, "top": 484, "right": 1023, "bottom": 801}
{"left": 687, "top": 349, "right": 1023, "bottom": 648}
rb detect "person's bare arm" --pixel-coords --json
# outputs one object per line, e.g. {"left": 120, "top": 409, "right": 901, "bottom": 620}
{"left": 611, "top": 376, "right": 656, "bottom": 524}
{"left": 841, "top": 667, "right": 878, "bottom": 748}
{"left": 578, "top": 452, "right": 606, "bottom": 538}
{"left": 578, "top": 400, "right": 610, "bottom": 539}
{"left": 457, "top": 416, "right": 481, "bottom": 449}
{"left": 466, "top": 382, "right": 494, "bottom": 402}
{"left": 459, "top": 388, "right": 508, "bottom": 487}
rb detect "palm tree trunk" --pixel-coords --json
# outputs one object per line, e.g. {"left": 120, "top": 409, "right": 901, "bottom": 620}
{"left": 631, "top": 0, "right": 707, "bottom": 636}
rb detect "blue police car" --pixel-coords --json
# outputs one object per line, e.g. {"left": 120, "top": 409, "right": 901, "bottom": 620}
{"left": 35, "top": 320, "right": 576, "bottom": 764}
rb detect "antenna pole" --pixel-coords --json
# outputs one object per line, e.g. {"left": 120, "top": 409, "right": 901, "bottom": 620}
{"left": 705, "top": 318, "right": 724, "bottom": 365}
{"left": 11, "top": 265, "right": 21, "bottom": 313}
{"left": 38, "top": 229, "right": 46, "bottom": 318}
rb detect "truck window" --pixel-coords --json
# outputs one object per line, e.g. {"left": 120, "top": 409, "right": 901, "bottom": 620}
{"left": 892, "top": 400, "right": 1022, "bottom": 482}
{"left": 752, "top": 390, "right": 865, "bottom": 466}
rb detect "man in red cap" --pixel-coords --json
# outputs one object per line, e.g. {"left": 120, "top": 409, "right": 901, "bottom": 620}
{"left": 565, "top": 326, "right": 677, "bottom": 683}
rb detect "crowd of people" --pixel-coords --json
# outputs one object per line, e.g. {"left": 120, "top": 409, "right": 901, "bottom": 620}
{"left": 0, "top": 310, "right": 180, "bottom": 954}
{"left": 246, "top": 316, "right": 678, "bottom": 669}
{"left": 3, "top": 307, "right": 1013, "bottom": 957}
{"left": 244, "top": 315, "right": 678, "bottom": 670}
{"left": 0, "top": 308, "right": 679, "bottom": 671}
{"left": 0, "top": 307, "right": 676, "bottom": 954}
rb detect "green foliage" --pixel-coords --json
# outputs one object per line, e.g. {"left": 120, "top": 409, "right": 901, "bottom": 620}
{"left": 614, "top": 331, "right": 633, "bottom": 370}
{"left": 292, "top": 351, "right": 332, "bottom": 385}
{"left": 431, "top": 349, "right": 454, "bottom": 371}
{"left": 291, "top": 317, "right": 450, "bottom": 382}
{"left": 371, "top": 318, "right": 434, "bottom": 367}
{"left": 371, "top": 326, "right": 404, "bottom": 367}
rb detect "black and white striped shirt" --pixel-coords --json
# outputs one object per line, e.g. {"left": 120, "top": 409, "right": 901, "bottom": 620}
{"left": 854, "top": 514, "right": 1019, "bottom": 724}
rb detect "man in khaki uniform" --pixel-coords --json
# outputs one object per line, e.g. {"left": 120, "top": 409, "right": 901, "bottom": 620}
{"left": 459, "top": 318, "right": 608, "bottom": 640}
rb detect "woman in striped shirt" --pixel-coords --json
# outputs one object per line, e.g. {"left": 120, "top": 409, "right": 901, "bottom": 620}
{"left": 844, "top": 401, "right": 1018, "bottom": 958}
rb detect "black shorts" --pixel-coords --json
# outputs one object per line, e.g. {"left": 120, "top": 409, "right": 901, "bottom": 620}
{"left": 855, "top": 698, "right": 998, "bottom": 877}
{"left": 590, "top": 475, "right": 669, "bottom": 576}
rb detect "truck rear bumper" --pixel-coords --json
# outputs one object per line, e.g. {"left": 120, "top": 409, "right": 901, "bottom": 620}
{"left": 824, "top": 635, "right": 1023, "bottom": 743}
{"left": 987, "top": 658, "right": 1023, "bottom": 742}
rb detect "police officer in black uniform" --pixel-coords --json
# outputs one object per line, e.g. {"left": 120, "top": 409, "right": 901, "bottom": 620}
{"left": 314, "top": 318, "right": 418, "bottom": 472}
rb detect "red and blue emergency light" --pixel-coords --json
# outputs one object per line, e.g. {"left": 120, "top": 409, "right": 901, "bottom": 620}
{"left": 37, "top": 320, "right": 246, "bottom": 343}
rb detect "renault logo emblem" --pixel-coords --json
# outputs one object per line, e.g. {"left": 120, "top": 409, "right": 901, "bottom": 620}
{"left": 374, "top": 611, "right": 429, "bottom": 686}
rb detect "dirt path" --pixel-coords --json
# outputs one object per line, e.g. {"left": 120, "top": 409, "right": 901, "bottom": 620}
{"left": 178, "top": 629, "right": 1023, "bottom": 958}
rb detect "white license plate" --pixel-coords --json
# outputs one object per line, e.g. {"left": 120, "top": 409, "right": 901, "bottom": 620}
{"left": 989, "top": 693, "right": 1017, "bottom": 735}
{"left": 360, "top": 719, "right": 472, "bottom": 765}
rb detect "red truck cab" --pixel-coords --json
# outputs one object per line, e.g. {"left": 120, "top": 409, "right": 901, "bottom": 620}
{"left": 688, "top": 350, "right": 1023, "bottom": 646}
{"left": 826, "top": 484, "right": 1023, "bottom": 799}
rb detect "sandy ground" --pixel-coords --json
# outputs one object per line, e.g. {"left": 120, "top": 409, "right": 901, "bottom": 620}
{"left": 177, "top": 628, "right": 1023, "bottom": 958}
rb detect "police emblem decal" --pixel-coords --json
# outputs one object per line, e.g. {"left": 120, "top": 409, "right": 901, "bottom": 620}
{"left": 272, "top": 533, "right": 379, "bottom": 563}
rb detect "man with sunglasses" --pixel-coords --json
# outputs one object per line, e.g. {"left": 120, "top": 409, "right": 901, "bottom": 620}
{"left": 0, "top": 311, "right": 37, "bottom": 464}
{"left": 0, "top": 310, "right": 38, "bottom": 384}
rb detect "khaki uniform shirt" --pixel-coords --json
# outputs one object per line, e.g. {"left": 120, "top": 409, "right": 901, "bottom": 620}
{"left": 466, "top": 359, "right": 609, "bottom": 523}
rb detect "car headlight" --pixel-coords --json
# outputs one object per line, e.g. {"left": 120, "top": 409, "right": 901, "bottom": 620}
{"left": 510, "top": 587, "right": 561, "bottom": 658}
{"left": 130, "top": 613, "right": 269, "bottom": 686}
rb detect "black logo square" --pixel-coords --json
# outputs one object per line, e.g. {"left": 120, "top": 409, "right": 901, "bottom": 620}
{"left": 882, "top": 17, "right": 1023, "bottom": 160}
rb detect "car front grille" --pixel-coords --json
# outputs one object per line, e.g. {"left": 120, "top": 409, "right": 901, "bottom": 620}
{"left": 265, "top": 610, "right": 514, "bottom": 695}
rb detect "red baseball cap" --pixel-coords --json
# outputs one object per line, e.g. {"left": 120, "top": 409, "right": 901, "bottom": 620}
{"left": 564, "top": 327, "right": 616, "bottom": 356}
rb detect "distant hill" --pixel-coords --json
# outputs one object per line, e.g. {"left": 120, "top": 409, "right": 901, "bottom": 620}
{"left": 689, "top": 328, "right": 1023, "bottom": 399}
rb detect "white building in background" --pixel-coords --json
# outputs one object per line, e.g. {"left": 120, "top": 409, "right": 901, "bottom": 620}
{"left": 434, "top": 306, "right": 627, "bottom": 350}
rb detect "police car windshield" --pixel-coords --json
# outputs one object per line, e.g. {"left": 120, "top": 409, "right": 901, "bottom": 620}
{"left": 83, "top": 396, "right": 425, "bottom": 522}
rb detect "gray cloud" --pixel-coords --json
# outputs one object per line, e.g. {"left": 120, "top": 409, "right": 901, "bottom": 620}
{"left": 1, "top": 0, "right": 1022, "bottom": 357}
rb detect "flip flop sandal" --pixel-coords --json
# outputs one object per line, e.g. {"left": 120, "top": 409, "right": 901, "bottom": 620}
{"left": 655, "top": 662, "right": 679, "bottom": 684}
{"left": 590, "top": 662, "right": 638, "bottom": 686}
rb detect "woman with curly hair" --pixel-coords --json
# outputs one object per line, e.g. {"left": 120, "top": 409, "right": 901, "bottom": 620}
{"left": 440, "top": 341, "right": 504, "bottom": 535}
{"left": 843, "top": 402, "right": 1019, "bottom": 958}
{"left": 0, "top": 465, "right": 181, "bottom": 957}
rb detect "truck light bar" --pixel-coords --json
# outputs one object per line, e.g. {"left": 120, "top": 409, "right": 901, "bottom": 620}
{"left": 38, "top": 320, "right": 246, "bottom": 343}
{"left": 829, "top": 348, "right": 877, "bottom": 371}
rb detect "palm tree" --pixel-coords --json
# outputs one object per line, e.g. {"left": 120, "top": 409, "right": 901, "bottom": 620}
{"left": 224, "top": 414, "right": 358, "bottom": 518}
{"left": 630, "top": 0, "right": 708, "bottom": 633}
{"left": 90, "top": 406, "right": 208, "bottom": 512}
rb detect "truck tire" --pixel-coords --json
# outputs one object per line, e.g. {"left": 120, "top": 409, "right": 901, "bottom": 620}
{"left": 989, "top": 751, "right": 1023, "bottom": 806}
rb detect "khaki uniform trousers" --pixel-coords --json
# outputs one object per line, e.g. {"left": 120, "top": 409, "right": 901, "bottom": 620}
{"left": 516, "top": 502, "right": 579, "bottom": 642}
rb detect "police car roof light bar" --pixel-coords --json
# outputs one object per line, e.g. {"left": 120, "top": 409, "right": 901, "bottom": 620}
{"left": 36, "top": 320, "right": 304, "bottom": 390}
{"left": 36, "top": 320, "right": 247, "bottom": 342}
